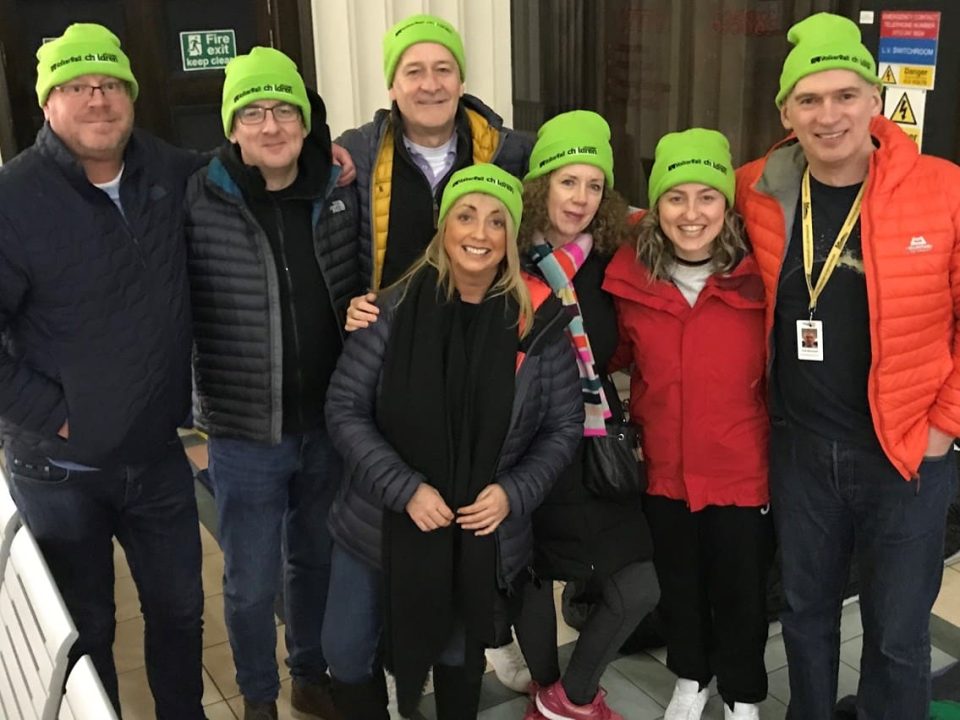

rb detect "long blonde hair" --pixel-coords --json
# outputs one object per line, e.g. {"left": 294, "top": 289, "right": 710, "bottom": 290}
{"left": 390, "top": 195, "right": 535, "bottom": 337}
{"left": 633, "top": 204, "right": 747, "bottom": 281}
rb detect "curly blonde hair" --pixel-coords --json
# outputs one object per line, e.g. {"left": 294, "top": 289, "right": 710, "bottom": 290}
{"left": 632, "top": 205, "right": 748, "bottom": 281}
{"left": 517, "top": 174, "right": 630, "bottom": 256}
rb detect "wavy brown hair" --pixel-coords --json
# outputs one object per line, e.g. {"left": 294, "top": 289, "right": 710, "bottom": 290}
{"left": 633, "top": 205, "right": 748, "bottom": 281}
{"left": 517, "top": 174, "right": 631, "bottom": 255}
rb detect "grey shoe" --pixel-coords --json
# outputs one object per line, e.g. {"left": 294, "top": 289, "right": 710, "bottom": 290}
{"left": 243, "top": 698, "right": 278, "bottom": 720}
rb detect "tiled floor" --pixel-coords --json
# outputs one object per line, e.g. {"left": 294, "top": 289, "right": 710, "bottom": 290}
{"left": 106, "top": 439, "right": 960, "bottom": 718}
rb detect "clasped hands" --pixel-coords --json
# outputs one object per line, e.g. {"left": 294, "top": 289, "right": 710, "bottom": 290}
{"left": 405, "top": 483, "right": 509, "bottom": 536}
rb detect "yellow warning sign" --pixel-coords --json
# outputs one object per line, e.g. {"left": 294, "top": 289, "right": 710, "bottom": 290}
{"left": 892, "top": 92, "right": 917, "bottom": 125}
{"left": 897, "top": 124, "right": 922, "bottom": 150}
{"left": 899, "top": 65, "right": 934, "bottom": 88}
{"left": 881, "top": 65, "right": 897, "bottom": 84}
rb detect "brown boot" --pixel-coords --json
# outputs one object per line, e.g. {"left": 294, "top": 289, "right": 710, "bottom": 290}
{"left": 243, "top": 698, "right": 278, "bottom": 720}
{"left": 291, "top": 675, "right": 342, "bottom": 720}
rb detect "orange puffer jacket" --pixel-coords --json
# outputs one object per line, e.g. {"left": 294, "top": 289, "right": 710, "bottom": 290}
{"left": 736, "top": 116, "right": 960, "bottom": 480}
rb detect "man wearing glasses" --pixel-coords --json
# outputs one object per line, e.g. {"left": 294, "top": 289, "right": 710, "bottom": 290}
{"left": 0, "top": 23, "right": 205, "bottom": 719}
{"left": 184, "top": 47, "right": 359, "bottom": 720}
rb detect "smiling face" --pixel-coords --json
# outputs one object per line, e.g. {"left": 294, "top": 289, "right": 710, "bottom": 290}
{"left": 43, "top": 73, "right": 134, "bottom": 167}
{"left": 442, "top": 193, "right": 508, "bottom": 294}
{"left": 229, "top": 101, "right": 307, "bottom": 178}
{"left": 656, "top": 183, "right": 726, "bottom": 261}
{"left": 781, "top": 69, "right": 881, "bottom": 181}
{"left": 546, "top": 164, "right": 605, "bottom": 247}
{"left": 389, "top": 42, "right": 464, "bottom": 144}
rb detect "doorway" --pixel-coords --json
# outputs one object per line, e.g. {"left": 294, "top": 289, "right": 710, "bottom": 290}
{"left": 0, "top": 0, "right": 314, "bottom": 155}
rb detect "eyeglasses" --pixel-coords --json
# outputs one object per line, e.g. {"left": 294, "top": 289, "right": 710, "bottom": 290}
{"left": 55, "top": 80, "right": 128, "bottom": 99}
{"left": 236, "top": 104, "right": 301, "bottom": 125}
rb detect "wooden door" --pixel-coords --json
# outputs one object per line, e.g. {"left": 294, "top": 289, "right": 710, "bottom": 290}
{"left": 0, "top": 0, "right": 314, "bottom": 154}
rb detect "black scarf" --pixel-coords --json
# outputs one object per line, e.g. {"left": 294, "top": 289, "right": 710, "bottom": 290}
{"left": 377, "top": 266, "right": 516, "bottom": 716}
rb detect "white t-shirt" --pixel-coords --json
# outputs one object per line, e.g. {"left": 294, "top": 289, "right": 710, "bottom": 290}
{"left": 93, "top": 165, "right": 125, "bottom": 216}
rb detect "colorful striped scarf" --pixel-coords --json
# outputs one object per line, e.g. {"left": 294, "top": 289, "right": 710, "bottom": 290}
{"left": 530, "top": 233, "right": 611, "bottom": 436}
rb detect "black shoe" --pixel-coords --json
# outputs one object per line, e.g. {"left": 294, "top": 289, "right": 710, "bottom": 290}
{"left": 243, "top": 698, "right": 278, "bottom": 720}
{"left": 330, "top": 674, "right": 389, "bottom": 720}
{"left": 292, "top": 675, "right": 342, "bottom": 720}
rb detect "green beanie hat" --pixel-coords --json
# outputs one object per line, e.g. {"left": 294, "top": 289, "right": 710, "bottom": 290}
{"left": 439, "top": 164, "right": 523, "bottom": 230}
{"left": 647, "top": 128, "right": 735, "bottom": 207}
{"left": 525, "top": 110, "right": 615, "bottom": 189}
{"left": 383, "top": 14, "right": 466, "bottom": 87}
{"left": 221, "top": 47, "right": 310, "bottom": 137}
{"left": 36, "top": 23, "right": 138, "bottom": 106}
{"left": 777, "top": 13, "right": 880, "bottom": 107}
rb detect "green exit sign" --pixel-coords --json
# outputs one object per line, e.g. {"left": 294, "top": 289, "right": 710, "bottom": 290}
{"left": 179, "top": 29, "right": 236, "bottom": 72}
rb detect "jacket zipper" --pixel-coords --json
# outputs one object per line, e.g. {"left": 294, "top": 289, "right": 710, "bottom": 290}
{"left": 273, "top": 201, "right": 307, "bottom": 430}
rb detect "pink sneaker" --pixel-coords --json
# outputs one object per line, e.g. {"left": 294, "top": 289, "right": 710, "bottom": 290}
{"left": 535, "top": 681, "right": 623, "bottom": 720}
{"left": 523, "top": 699, "right": 548, "bottom": 720}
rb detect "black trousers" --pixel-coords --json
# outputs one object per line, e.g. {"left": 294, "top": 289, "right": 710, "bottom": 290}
{"left": 644, "top": 495, "right": 774, "bottom": 705}
{"left": 515, "top": 560, "right": 660, "bottom": 705}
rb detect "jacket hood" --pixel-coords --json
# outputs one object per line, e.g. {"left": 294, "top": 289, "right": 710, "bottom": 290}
{"left": 755, "top": 115, "right": 920, "bottom": 198}
{"left": 604, "top": 243, "right": 764, "bottom": 314}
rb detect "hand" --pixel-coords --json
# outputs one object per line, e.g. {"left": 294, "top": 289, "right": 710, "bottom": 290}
{"left": 405, "top": 484, "right": 455, "bottom": 532}
{"left": 456, "top": 484, "right": 510, "bottom": 536}
{"left": 57, "top": 420, "right": 69, "bottom": 440}
{"left": 331, "top": 143, "right": 356, "bottom": 186}
{"left": 345, "top": 293, "right": 379, "bottom": 332}
{"left": 924, "top": 425, "right": 955, "bottom": 458}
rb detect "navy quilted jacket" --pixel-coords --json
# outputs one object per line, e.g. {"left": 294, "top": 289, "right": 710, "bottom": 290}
{"left": 325, "top": 284, "right": 584, "bottom": 587}
{"left": 0, "top": 124, "right": 202, "bottom": 466}
{"left": 336, "top": 94, "right": 533, "bottom": 288}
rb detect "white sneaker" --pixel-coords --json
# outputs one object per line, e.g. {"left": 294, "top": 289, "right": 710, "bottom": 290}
{"left": 724, "top": 701, "right": 760, "bottom": 720}
{"left": 664, "top": 678, "right": 709, "bottom": 720}
{"left": 485, "top": 636, "right": 531, "bottom": 693}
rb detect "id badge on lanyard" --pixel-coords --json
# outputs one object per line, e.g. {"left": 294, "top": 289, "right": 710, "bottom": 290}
{"left": 797, "top": 168, "right": 865, "bottom": 362}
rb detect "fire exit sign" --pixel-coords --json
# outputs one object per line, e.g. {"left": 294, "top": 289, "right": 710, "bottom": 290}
{"left": 179, "top": 29, "right": 236, "bottom": 71}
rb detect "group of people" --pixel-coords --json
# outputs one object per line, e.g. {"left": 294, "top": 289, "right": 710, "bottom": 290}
{"left": 0, "top": 9, "right": 958, "bottom": 720}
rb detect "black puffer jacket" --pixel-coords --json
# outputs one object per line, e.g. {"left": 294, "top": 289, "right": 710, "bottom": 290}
{"left": 0, "top": 124, "right": 202, "bottom": 466}
{"left": 185, "top": 94, "right": 361, "bottom": 444}
{"left": 525, "top": 252, "right": 654, "bottom": 580}
{"left": 336, "top": 94, "right": 533, "bottom": 288}
{"left": 325, "top": 283, "right": 584, "bottom": 587}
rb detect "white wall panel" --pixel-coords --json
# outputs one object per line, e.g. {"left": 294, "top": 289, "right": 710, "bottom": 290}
{"left": 311, "top": 0, "right": 513, "bottom": 138}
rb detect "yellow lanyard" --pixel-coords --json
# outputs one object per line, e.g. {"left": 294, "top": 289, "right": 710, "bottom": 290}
{"left": 801, "top": 167, "right": 866, "bottom": 317}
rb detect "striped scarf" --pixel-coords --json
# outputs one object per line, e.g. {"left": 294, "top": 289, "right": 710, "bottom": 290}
{"left": 530, "top": 233, "right": 611, "bottom": 436}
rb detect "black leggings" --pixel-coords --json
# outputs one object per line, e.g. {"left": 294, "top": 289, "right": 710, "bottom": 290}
{"left": 514, "top": 560, "right": 660, "bottom": 705}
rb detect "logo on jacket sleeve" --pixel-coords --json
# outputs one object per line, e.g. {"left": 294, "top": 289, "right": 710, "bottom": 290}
{"left": 329, "top": 199, "right": 346, "bottom": 214}
{"left": 906, "top": 235, "right": 932, "bottom": 253}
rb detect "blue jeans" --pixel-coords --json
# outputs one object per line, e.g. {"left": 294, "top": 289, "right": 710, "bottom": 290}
{"left": 208, "top": 427, "right": 339, "bottom": 702}
{"left": 322, "top": 543, "right": 383, "bottom": 684}
{"left": 322, "top": 542, "right": 471, "bottom": 684}
{"left": 770, "top": 420, "right": 956, "bottom": 720}
{"left": 4, "top": 439, "right": 204, "bottom": 720}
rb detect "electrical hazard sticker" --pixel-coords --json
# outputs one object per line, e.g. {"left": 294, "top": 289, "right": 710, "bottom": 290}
{"left": 884, "top": 87, "right": 926, "bottom": 150}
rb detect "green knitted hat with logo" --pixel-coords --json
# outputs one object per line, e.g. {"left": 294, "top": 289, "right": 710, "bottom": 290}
{"left": 647, "top": 128, "right": 735, "bottom": 207}
{"left": 35, "top": 23, "right": 138, "bottom": 106}
{"left": 524, "top": 110, "right": 615, "bottom": 189}
{"left": 439, "top": 164, "right": 523, "bottom": 229}
{"left": 777, "top": 12, "right": 880, "bottom": 107}
{"left": 382, "top": 14, "right": 466, "bottom": 87}
{"left": 221, "top": 47, "right": 310, "bottom": 136}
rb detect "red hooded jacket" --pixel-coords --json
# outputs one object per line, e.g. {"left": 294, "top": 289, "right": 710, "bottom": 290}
{"left": 603, "top": 245, "right": 769, "bottom": 511}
